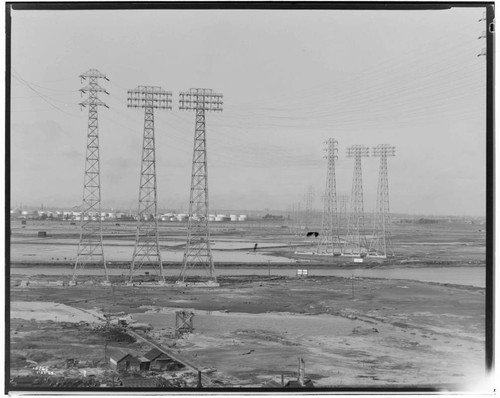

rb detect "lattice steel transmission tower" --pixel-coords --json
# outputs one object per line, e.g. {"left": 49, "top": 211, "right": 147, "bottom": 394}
{"left": 338, "top": 193, "right": 349, "bottom": 235}
{"left": 477, "top": 12, "right": 487, "bottom": 57}
{"left": 73, "top": 69, "right": 109, "bottom": 284}
{"left": 127, "top": 86, "right": 172, "bottom": 283}
{"left": 304, "top": 185, "right": 315, "bottom": 230}
{"left": 369, "top": 145, "right": 396, "bottom": 257}
{"left": 178, "top": 88, "right": 223, "bottom": 283}
{"left": 295, "top": 202, "right": 303, "bottom": 235}
{"left": 317, "top": 138, "right": 341, "bottom": 255}
{"left": 343, "top": 145, "right": 370, "bottom": 257}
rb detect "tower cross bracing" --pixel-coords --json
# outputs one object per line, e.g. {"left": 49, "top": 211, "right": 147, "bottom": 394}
{"left": 369, "top": 144, "right": 396, "bottom": 257}
{"left": 337, "top": 193, "right": 349, "bottom": 236}
{"left": 317, "top": 138, "right": 341, "bottom": 255}
{"left": 304, "top": 185, "right": 315, "bottom": 230}
{"left": 178, "top": 88, "right": 222, "bottom": 283}
{"left": 73, "top": 69, "right": 109, "bottom": 282}
{"left": 343, "top": 145, "right": 370, "bottom": 257}
{"left": 128, "top": 86, "right": 172, "bottom": 282}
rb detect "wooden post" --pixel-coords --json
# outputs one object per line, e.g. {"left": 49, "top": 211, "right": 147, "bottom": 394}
{"left": 104, "top": 341, "right": 107, "bottom": 365}
{"left": 298, "top": 357, "right": 305, "bottom": 386}
{"left": 197, "top": 371, "right": 203, "bottom": 388}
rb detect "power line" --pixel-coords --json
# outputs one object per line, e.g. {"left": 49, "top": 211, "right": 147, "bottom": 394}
{"left": 11, "top": 73, "right": 75, "bottom": 116}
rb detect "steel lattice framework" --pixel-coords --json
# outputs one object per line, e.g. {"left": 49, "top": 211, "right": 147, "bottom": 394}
{"left": 127, "top": 86, "right": 172, "bottom": 282}
{"left": 369, "top": 145, "right": 396, "bottom": 257}
{"left": 343, "top": 145, "right": 370, "bottom": 257}
{"left": 317, "top": 138, "right": 341, "bottom": 255}
{"left": 73, "top": 69, "right": 109, "bottom": 283}
{"left": 337, "top": 193, "right": 349, "bottom": 235}
{"left": 304, "top": 185, "right": 315, "bottom": 230}
{"left": 294, "top": 202, "right": 302, "bottom": 236}
{"left": 178, "top": 88, "right": 222, "bottom": 283}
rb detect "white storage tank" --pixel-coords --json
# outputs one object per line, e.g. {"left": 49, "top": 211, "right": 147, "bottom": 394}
{"left": 238, "top": 215, "right": 248, "bottom": 221}
{"left": 230, "top": 214, "right": 238, "bottom": 221}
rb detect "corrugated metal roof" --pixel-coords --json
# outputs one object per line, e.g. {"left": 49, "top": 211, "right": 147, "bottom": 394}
{"left": 108, "top": 347, "right": 133, "bottom": 362}
{"left": 144, "top": 347, "right": 164, "bottom": 361}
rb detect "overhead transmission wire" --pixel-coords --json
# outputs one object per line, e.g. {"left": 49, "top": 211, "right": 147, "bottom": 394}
{"left": 236, "top": 13, "right": 485, "bottom": 112}
{"left": 224, "top": 19, "right": 484, "bottom": 120}
{"left": 224, "top": 48, "right": 483, "bottom": 122}
{"left": 11, "top": 73, "right": 76, "bottom": 116}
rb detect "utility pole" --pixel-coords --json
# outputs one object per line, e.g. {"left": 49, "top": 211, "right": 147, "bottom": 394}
{"left": 178, "top": 88, "right": 222, "bottom": 284}
{"left": 343, "top": 145, "right": 369, "bottom": 257}
{"left": 127, "top": 86, "right": 172, "bottom": 283}
{"left": 317, "top": 138, "right": 340, "bottom": 255}
{"left": 73, "top": 69, "right": 109, "bottom": 285}
{"left": 369, "top": 145, "right": 396, "bottom": 257}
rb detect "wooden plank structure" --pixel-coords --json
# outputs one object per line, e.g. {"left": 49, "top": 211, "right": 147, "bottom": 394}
{"left": 175, "top": 311, "right": 194, "bottom": 337}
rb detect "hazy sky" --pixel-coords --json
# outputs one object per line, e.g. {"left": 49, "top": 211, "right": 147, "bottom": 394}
{"left": 9, "top": 6, "right": 487, "bottom": 216}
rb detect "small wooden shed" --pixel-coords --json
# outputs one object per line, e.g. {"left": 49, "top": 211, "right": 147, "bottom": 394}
{"left": 144, "top": 348, "right": 184, "bottom": 371}
{"left": 107, "top": 348, "right": 150, "bottom": 372}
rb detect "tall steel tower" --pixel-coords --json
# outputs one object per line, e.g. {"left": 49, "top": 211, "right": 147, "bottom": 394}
{"left": 295, "top": 202, "right": 303, "bottom": 235}
{"left": 338, "top": 193, "right": 349, "bottom": 235}
{"left": 73, "top": 69, "right": 109, "bottom": 284}
{"left": 317, "top": 138, "right": 340, "bottom": 255}
{"left": 304, "top": 185, "right": 315, "bottom": 230}
{"left": 343, "top": 145, "right": 370, "bottom": 257}
{"left": 128, "top": 86, "right": 172, "bottom": 283}
{"left": 178, "top": 88, "right": 223, "bottom": 283}
{"left": 369, "top": 145, "right": 396, "bottom": 257}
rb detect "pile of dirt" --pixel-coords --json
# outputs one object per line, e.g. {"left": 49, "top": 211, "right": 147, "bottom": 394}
{"left": 92, "top": 325, "right": 136, "bottom": 344}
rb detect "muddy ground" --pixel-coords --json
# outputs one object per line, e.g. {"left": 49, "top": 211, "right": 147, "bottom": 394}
{"left": 9, "top": 273, "right": 485, "bottom": 389}
{"left": 7, "top": 219, "right": 487, "bottom": 390}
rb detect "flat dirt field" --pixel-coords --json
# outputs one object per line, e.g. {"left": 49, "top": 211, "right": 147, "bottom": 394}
{"left": 8, "top": 219, "right": 487, "bottom": 390}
